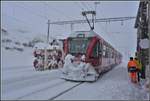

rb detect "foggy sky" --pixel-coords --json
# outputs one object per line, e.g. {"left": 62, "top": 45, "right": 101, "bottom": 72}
{"left": 1, "top": 1, "right": 139, "bottom": 61}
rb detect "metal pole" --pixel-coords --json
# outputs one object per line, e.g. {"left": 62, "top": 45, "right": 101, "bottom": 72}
{"left": 94, "top": 2, "right": 100, "bottom": 23}
{"left": 70, "top": 23, "right": 73, "bottom": 33}
{"left": 148, "top": 1, "right": 150, "bottom": 81}
{"left": 47, "top": 20, "right": 50, "bottom": 43}
{"left": 95, "top": 2, "right": 97, "bottom": 22}
{"left": 44, "top": 20, "right": 50, "bottom": 70}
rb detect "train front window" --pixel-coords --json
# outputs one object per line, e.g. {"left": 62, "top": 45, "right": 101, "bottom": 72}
{"left": 68, "top": 38, "right": 90, "bottom": 54}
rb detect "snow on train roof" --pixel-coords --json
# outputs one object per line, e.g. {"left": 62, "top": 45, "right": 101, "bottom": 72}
{"left": 69, "top": 30, "right": 99, "bottom": 38}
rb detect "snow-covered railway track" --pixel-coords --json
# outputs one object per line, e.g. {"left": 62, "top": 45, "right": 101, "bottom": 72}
{"left": 2, "top": 68, "right": 60, "bottom": 85}
{"left": 16, "top": 80, "right": 67, "bottom": 100}
{"left": 3, "top": 67, "right": 34, "bottom": 75}
{"left": 2, "top": 65, "right": 33, "bottom": 70}
{"left": 49, "top": 82, "right": 84, "bottom": 100}
{"left": 16, "top": 81, "right": 83, "bottom": 100}
{"left": 2, "top": 74, "right": 59, "bottom": 93}
{"left": 2, "top": 71, "right": 51, "bottom": 85}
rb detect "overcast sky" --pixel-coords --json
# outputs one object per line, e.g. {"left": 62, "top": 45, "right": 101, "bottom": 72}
{"left": 1, "top": 1, "right": 139, "bottom": 61}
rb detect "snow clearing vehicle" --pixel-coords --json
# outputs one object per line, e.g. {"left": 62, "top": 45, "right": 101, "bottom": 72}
{"left": 60, "top": 30, "right": 122, "bottom": 82}
{"left": 60, "top": 11, "right": 122, "bottom": 82}
{"left": 33, "top": 41, "right": 63, "bottom": 71}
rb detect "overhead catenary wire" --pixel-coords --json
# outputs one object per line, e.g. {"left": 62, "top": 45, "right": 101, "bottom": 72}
{"left": 49, "top": 17, "right": 136, "bottom": 24}
{"left": 92, "top": 2, "right": 114, "bottom": 45}
{"left": 43, "top": 2, "right": 75, "bottom": 20}
{"left": 85, "top": 2, "right": 95, "bottom": 11}
{"left": 98, "top": 4, "right": 116, "bottom": 44}
{"left": 78, "top": 2, "right": 121, "bottom": 51}
{"left": 2, "top": 13, "right": 35, "bottom": 29}
{"left": 73, "top": 2, "right": 90, "bottom": 30}
{"left": 81, "top": 2, "right": 90, "bottom": 11}
{"left": 10, "top": 2, "right": 75, "bottom": 39}
{"left": 79, "top": 2, "right": 99, "bottom": 30}
{"left": 3, "top": 3, "right": 54, "bottom": 35}
{"left": 80, "top": 2, "right": 123, "bottom": 49}
{"left": 14, "top": 4, "right": 49, "bottom": 20}
{"left": 1, "top": 14, "right": 38, "bottom": 41}
{"left": 2, "top": 13, "right": 45, "bottom": 36}
{"left": 75, "top": 2, "right": 84, "bottom": 11}
{"left": 44, "top": 2, "right": 82, "bottom": 33}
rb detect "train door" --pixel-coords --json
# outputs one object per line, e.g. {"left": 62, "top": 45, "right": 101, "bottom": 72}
{"left": 90, "top": 40, "right": 102, "bottom": 66}
{"left": 98, "top": 40, "right": 102, "bottom": 65}
{"left": 91, "top": 41, "right": 99, "bottom": 66}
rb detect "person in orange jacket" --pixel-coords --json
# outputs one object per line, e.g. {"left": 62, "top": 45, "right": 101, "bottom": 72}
{"left": 127, "top": 57, "right": 138, "bottom": 83}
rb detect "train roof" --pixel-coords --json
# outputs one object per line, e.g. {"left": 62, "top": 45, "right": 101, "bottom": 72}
{"left": 69, "top": 30, "right": 100, "bottom": 38}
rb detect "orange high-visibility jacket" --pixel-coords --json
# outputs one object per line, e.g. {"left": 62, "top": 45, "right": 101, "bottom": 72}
{"left": 127, "top": 60, "right": 137, "bottom": 68}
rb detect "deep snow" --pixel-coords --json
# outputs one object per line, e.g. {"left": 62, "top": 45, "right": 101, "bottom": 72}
{"left": 55, "top": 62, "right": 149, "bottom": 100}
{"left": 1, "top": 46, "right": 80, "bottom": 100}
{"left": 1, "top": 45, "right": 149, "bottom": 100}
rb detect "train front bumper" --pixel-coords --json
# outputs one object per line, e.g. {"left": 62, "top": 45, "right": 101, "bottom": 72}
{"left": 59, "top": 63, "right": 99, "bottom": 82}
{"left": 60, "top": 73, "right": 98, "bottom": 82}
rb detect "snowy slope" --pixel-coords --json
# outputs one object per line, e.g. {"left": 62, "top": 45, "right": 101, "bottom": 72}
{"left": 1, "top": 28, "right": 79, "bottom": 100}
{"left": 1, "top": 28, "right": 40, "bottom": 67}
{"left": 1, "top": 47, "right": 33, "bottom": 68}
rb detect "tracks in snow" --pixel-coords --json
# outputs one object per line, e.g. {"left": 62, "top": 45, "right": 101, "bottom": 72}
{"left": 2, "top": 65, "right": 84, "bottom": 100}
{"left": 2, "top": 65, "right": 33, "bottom": 71}
{"left": 16, "top": 80, "right": 84, "bottom": 100}
{"left": 49, "top": 82, "right": 84, "bottom": 100}
{"left": 16, "top": 80, "right": 67, "bottom": 100}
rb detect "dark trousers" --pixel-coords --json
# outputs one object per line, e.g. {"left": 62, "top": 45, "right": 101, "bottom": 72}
{"left": 137, "top": 72, "right": 140, "bottom": 82}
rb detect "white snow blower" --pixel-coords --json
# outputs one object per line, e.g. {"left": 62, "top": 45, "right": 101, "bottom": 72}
{"left": 60, "top": 54, "right": 99, "bottom": 82}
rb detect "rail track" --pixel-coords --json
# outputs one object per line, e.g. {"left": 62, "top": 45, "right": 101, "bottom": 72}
{"left": 16, "top": 80, "right": 84, "bottom": 100}
{"left": 49, "top": 82, "right": 84, "bottom": 100}
{"left": 2, "top": 65, "right": 33, "bottom": 70}
{"left": 16, "top": 80, "right": 67, "bottom": 100}
{"left": 2, "top": 65, "right": 85, "bottom": 100}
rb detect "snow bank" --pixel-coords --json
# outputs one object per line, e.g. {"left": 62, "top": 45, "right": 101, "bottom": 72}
{"left": 1, "top": 69, "right": 63, "bottom": 100}
{"left": 1, "top": 47, "right": 33, "bottom": 68}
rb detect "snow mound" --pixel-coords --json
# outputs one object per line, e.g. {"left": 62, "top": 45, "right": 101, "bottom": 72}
{"left": 60, "top": 54, "right": 98, "bottom": 82}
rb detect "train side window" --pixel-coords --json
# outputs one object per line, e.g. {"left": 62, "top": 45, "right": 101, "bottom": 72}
{"left": 112, "top": 51, "right": 114, "bottom": 58}
{"left": 110, "top": 49, "right": 112, "bottom": 58}
{"left": 108, "top": 48, "right": 110, "bottom": 58}
{"left": 106, "top": 47, "right": 109, "bottom": 58}
{"left": 103, "top": 45, "right": 106, "bottom": 57}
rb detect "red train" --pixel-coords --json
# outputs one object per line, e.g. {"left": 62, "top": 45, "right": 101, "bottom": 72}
{"left": 62, "top": 30, "right": 122, "bottom": 75}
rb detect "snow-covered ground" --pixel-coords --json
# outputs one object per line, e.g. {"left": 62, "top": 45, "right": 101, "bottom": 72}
{"left": 1, "top": 47, "right": 33, "bottom": 68}
{"left": 1, "top": 44, "right": 81, "bottom": 100}
{"left": 55, "top": 62, "right": 149, "bottom": 100}
{"left": 1, "top": 35, "right": 149, "bottom": 100}
{"left": 1, "top": 59, "right": 149, "bottom": 100}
